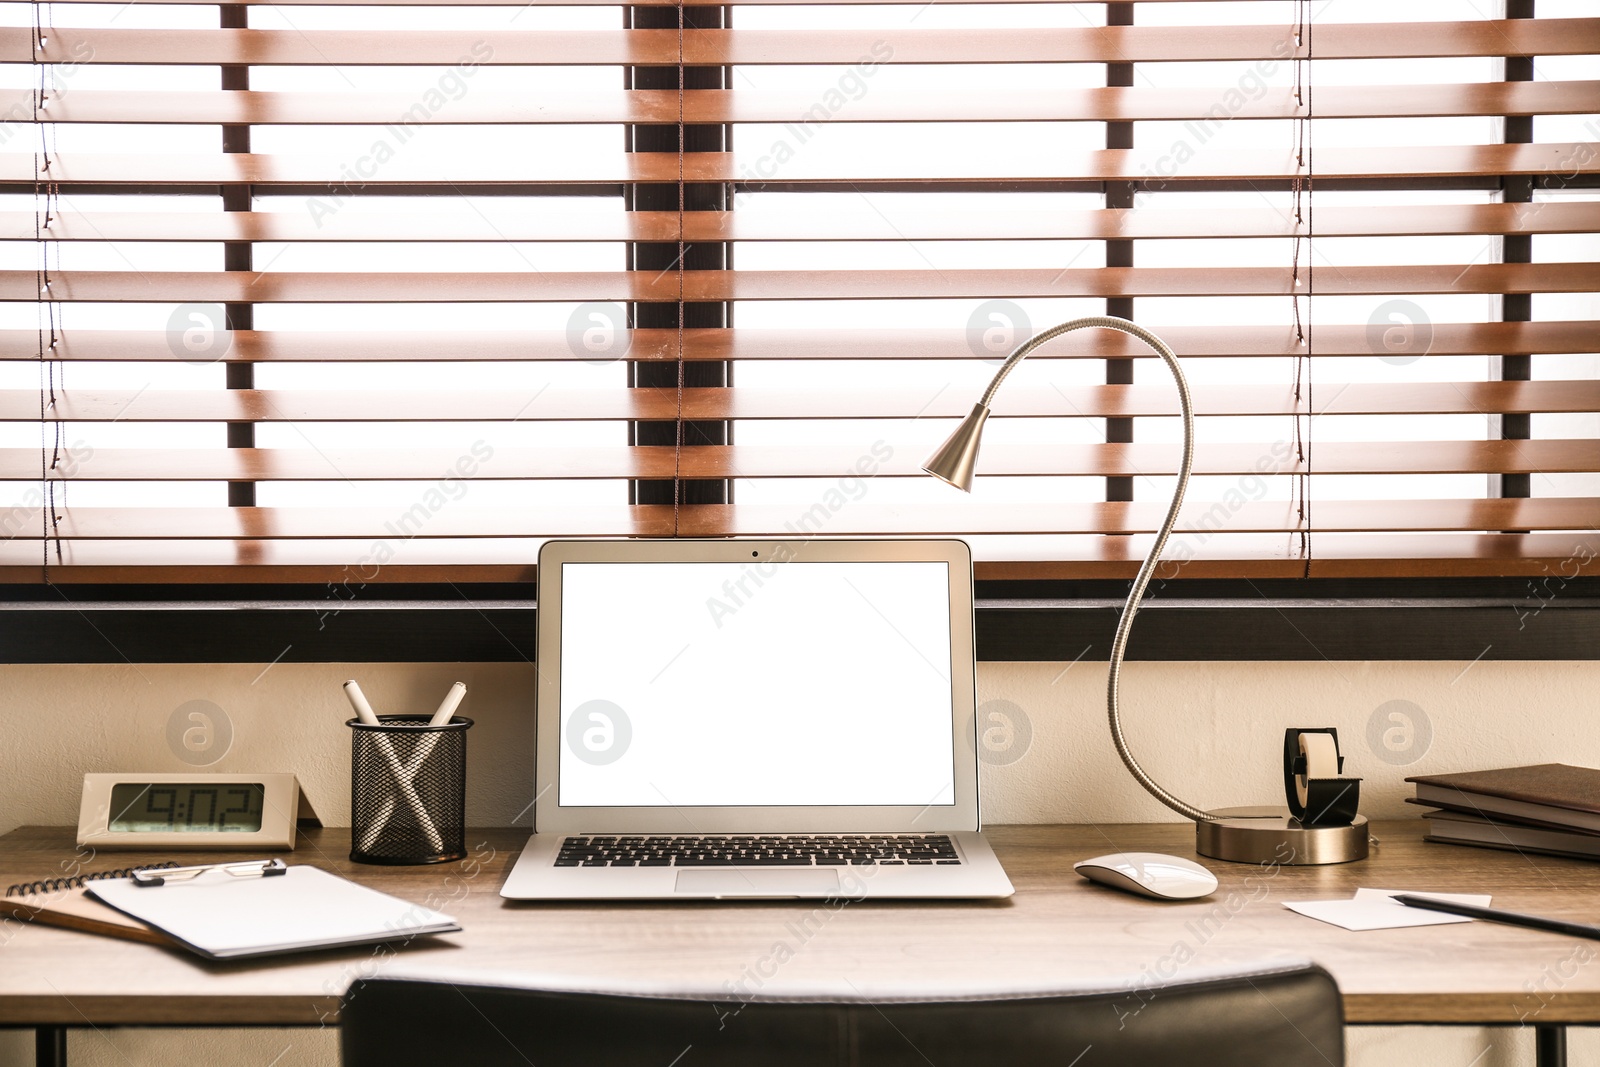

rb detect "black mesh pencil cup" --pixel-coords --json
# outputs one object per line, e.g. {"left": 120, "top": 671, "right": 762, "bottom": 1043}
{"left": 348, "top": 714, "right": 472, "bottom": 865}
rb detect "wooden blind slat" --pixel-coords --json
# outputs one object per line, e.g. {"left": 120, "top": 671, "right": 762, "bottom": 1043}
{"left": 973, "top": 533, "right": 1600, "bottom": 581}
{"left": 3, "top": 439, "right": 1593, "bottom": 482}
{"left": 17, "top": 20, "right": 1598, "bottom": 66}
{"left": 0, "top": 534, "right": 1592, "bottom": 585}
{"left": 3, "top": 381, "right": 1592, "bottom": 422}
{"left": 7, "top": 210, "right": 685, "bottom": 244}
{"left": 681, "top": 499, "right": 1600, "bottom": 537}
{"left": 682, "top": 441, "right": 1600, "bottom": 479}
{"left": 1, "top": 152, "right": 685, "bottom": 187}
{"left": 10, "top": 143, "right": 1592, "bottom": 187}
{"left": 3, "top": 322, "right": 1592, "bottom": 363}
{"left": 5, "top": 0, "right": 1432, "bottom": 7}
{"left": 13, "top": 82, "right": 1595, "bottom": 124}
{"left": 9, "top": 263, "right": 1595, "bottom": 303}
{"left": 6, "top": 497, "right": 1595, "bottom": 539}
{"left": 10, "top": 202, "right": 1596, "bottom": 244}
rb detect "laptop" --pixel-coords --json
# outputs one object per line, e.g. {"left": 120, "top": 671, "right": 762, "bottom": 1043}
{"left": 500, "top": 538, "right": 1013, "bottom": 900}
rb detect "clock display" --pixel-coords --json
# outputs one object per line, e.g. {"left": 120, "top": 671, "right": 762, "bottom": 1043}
{"left": 108, "top": 782, "right": 266, "bottom": 833}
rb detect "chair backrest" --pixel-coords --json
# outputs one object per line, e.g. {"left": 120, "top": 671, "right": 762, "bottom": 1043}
{"left": 341, "top": 962, "right": 1344, "bottom": 1067}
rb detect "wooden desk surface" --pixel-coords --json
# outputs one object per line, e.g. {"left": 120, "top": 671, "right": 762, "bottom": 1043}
{"left": 3, "top": 821, "right": 1598, "bottom": 1028}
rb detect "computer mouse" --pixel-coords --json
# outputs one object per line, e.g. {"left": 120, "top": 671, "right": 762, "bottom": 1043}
{"left": 1073, "top": 852, "right": 1218, "bottom": 901}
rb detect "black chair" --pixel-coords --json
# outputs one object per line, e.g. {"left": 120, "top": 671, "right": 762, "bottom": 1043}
{"left": 341, "top": 961, "right": 1344, "bottom": 1066}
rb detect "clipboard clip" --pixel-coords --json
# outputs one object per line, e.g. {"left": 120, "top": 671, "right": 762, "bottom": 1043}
{"left": 132, "top": 858, "right": 288, "bottom": 888}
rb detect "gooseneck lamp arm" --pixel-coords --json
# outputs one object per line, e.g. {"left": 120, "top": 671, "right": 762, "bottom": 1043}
{"left": 922, "top": 316, "right": 1215, "bottom": 824}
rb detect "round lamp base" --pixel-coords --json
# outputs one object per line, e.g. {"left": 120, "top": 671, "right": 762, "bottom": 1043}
{"left": 1195, "top": 806, "right": 1370, "bottom": 866}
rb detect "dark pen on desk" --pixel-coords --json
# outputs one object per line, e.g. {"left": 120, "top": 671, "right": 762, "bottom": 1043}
{"left": 1393, "top": 894, "right": 1600, "bottom": 942}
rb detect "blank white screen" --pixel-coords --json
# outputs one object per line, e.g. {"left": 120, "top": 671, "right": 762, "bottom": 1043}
{"left": 557, "top": 560, "right": 956, "bottom": 808}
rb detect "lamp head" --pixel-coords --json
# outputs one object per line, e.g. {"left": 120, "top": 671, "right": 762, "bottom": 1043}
{"left": 921, "top": 403, "right": 991, "bottom": 493}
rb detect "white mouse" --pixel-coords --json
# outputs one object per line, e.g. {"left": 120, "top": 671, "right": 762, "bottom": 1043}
{"left": 1073, "top": 852, "right": 1218, "bottom": 901}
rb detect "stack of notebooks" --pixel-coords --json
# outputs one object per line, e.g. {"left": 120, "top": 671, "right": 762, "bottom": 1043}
{"left": 1408, "top": 763, "right": 1600, "bottom": 861}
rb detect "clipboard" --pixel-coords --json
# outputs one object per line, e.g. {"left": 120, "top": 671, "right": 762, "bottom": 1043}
{"left": 87, "top": 859, "right": 461, "bottom": 960}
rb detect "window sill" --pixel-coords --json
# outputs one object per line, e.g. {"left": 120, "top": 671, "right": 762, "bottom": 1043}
{"left": 0, "top": 580, "right": 1594, "bottom": 663}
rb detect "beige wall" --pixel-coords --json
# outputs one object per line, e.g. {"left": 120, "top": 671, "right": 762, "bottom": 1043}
{"left": 3, "top": 657, "right": 1596, "bottom": 1066}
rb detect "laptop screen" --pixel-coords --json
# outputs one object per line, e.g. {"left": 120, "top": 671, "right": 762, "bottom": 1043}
{"left": 557, "top": 559, "right": 956, "bottom": 810}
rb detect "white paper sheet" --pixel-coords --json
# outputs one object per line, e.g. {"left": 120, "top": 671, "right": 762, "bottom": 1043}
{"left": 1282, "top": 888, "right": 1493, "bottom": 932}
{"left": 90, "top": 864, "right": 459, "bottom": 959}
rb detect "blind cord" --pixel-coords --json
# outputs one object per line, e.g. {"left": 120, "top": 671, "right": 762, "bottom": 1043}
{"left": 1304, "top": 7, "right": 1314, "bottom": 580}
{"left": 671, "top": 0, "right": 686, "bottom": 537}
{"left": 33, "top": 8, "right": 45, "bottom": 578}
{"left": 1290, "top": 2, "right": 1314, "bottom": 576}
{"left": 33, "top": 1, "right": 63, "bottom": 575}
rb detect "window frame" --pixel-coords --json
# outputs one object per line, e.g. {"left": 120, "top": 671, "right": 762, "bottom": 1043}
{"left": 1, "top": 577, "right": 1595, "bottom": 663}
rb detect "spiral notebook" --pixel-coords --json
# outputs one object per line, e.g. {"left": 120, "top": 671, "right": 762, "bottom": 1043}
{"left": 87, "top": 862, "right": 461, "bottom": 960}
{"left": 2, "top": 862, "right": 179, "bottom": 946}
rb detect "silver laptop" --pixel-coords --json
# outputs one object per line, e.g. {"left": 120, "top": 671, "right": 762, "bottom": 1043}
{"left": 501, "top": 538, "right": 1013, "bottom": 900}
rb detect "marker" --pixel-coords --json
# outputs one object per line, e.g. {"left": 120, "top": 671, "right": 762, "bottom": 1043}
{"left": 394, "top": 682, "right": 467, "bottom": 812}
{"left": 399, "top": 683, "right": 469, "bottom": 825}
{"left": 342, "top": 680, "right": 381, "bottom": 726}
{"left": 429, "top": 682, "right": 467, "bottom": 727}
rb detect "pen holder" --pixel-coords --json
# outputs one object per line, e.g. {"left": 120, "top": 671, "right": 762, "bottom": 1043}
{"left": 348, "top": 714, "right": 473, "bottom": 865}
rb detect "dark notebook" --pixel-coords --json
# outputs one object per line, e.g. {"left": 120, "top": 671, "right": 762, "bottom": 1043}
{"left": 1423, "top": 808, "right": 1600, "bottom": 862}
{"left": 1407, "top": 763, "right": 1600, "bottom": 833}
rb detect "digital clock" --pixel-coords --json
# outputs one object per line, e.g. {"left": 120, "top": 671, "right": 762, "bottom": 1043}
{"left": 77, "top": 773, "right": 309, "bottom": 850}
{"left": 108, "top": 782, "right": 264, "bottom": 833}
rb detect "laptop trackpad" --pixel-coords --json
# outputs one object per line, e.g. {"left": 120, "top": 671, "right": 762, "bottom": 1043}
{"left": 675, "top": 869, "right": 840, "bottom": 897}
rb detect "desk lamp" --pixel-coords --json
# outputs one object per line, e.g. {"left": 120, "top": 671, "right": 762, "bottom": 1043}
{"left": 922, "top": 315, "right": 1367, "bottom": 865}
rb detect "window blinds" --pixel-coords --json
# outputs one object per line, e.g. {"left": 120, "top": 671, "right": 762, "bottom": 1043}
{"left": 1, "top": 0, "right": 1596, "bottom": 582}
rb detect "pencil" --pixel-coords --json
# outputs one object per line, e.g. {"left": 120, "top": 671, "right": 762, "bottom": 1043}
{"left": 1393, "top": 894, "right": 1600, "bottom": 942}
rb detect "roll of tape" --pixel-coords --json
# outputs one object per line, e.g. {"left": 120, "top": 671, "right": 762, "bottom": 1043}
{"left": 1283, "top": 728, "right": 1362, "bottom": 827}
{"left": 1296, "top": 733, "right": 1339, "bottom": 810}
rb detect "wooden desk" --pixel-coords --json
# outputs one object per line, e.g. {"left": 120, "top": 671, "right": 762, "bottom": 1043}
{"left": 3, "top": 822, "right": 1597, "bottom": 1061}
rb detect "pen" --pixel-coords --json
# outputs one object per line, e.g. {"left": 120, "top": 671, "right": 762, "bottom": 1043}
{"left": 342, "top": 680, "right": 381, "bottom": 726}
{"left": 1393, "top": 894, "right": 1600, "bottom": 942}
{"left": 429, "top": 681, "right": 467, "bottom": 727}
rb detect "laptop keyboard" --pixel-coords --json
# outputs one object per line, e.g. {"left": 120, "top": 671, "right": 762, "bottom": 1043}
{"left": 555, "top": 834, "right": 961, "bottom": 867}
